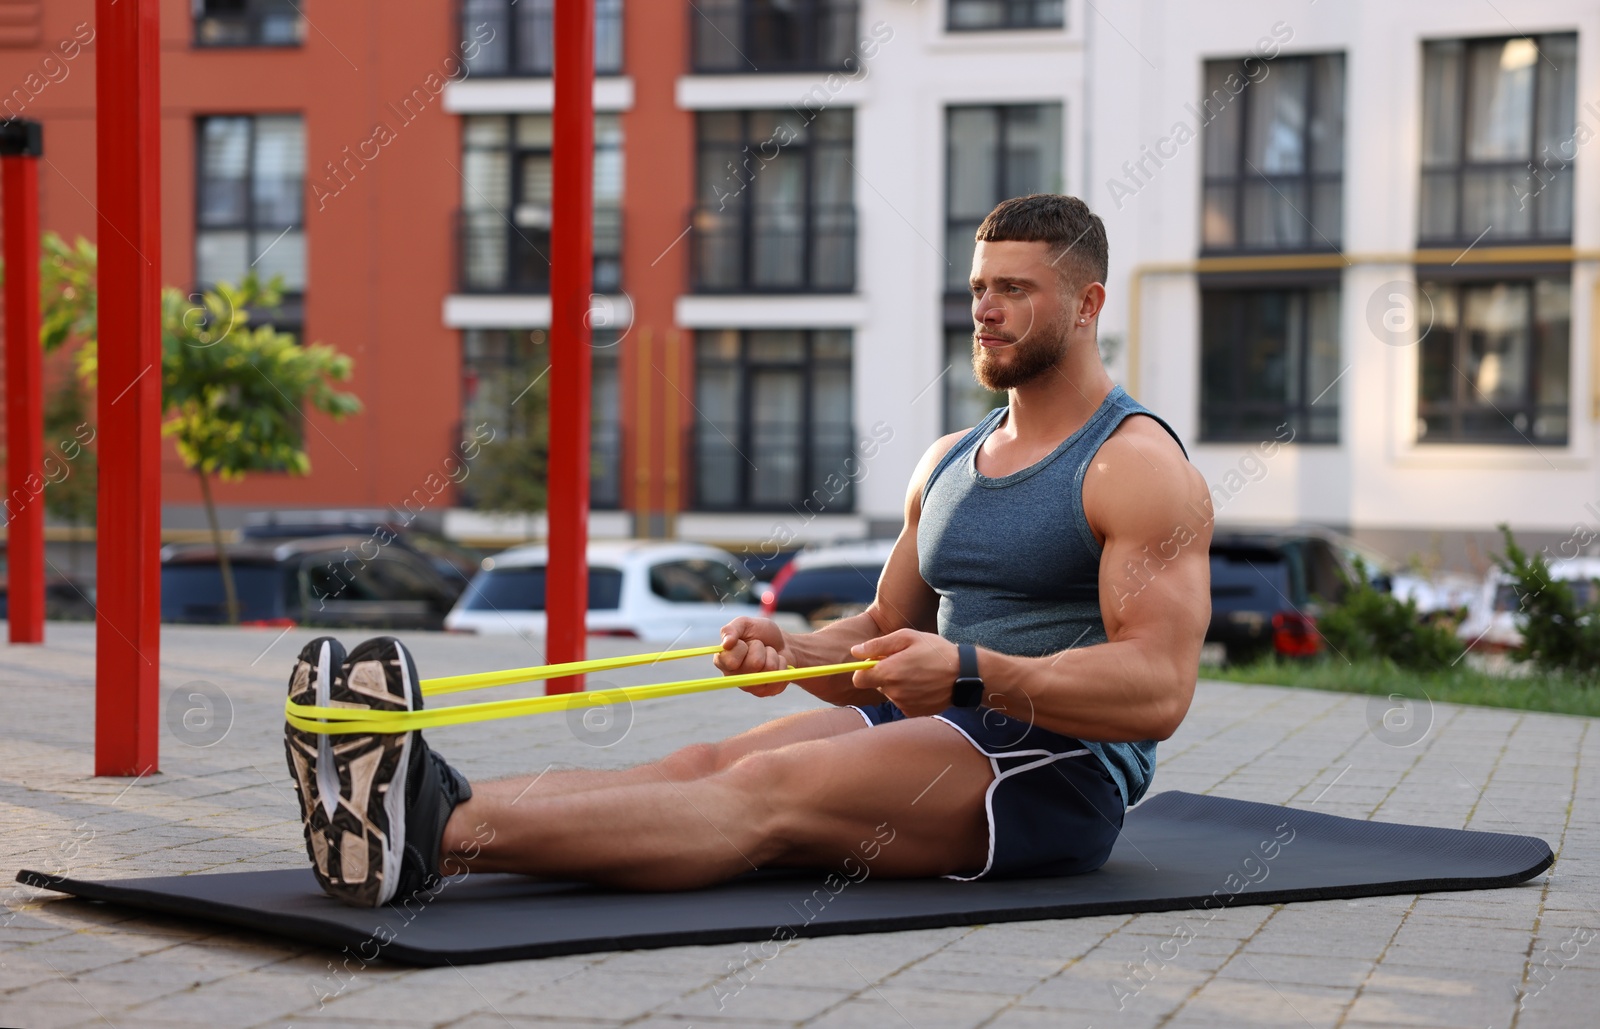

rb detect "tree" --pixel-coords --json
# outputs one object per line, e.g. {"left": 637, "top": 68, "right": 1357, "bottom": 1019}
{"left": 0, "top": 232, "right": 101, "bottom": 572}
{"left": 1493, "top": 524, "right": 1600, "bottom": 675}
{"left": 5, "top": 236, "right": 363, "bottom": 623}
{"left": 158, "top": 277, "right": 361, "bottom": 623}
{"left": 41, "top": 376, "right": 97, "bottom": 575}
{"left": 1315, "top": 557, "right": 1459, "bottom": 670}
{"left": 39, "top": 233, "right": 98, "bottom": 355}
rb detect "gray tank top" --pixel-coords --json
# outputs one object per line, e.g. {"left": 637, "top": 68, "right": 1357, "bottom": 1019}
{"left": 917, "top": 384, "right": 1188, "bottom": 808}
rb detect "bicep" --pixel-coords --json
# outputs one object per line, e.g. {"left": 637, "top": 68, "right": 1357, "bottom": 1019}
{"left": 1100, "top": 520, "right": 1211, "bottom": 650}
{"left": 1089, "top": 430, "right": 1213, "bottom": 651}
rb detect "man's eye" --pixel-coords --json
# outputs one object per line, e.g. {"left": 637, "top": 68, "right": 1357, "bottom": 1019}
{"left": 1006, "top": 284, "right": 1023, "bottom": 294}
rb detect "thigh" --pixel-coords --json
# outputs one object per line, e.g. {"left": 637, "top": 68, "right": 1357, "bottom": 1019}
{"left": 739, "top": 715, "right": 994, "bottom": 879}
{"left": 708, "top": 704, "right": 869, "bottom": 769}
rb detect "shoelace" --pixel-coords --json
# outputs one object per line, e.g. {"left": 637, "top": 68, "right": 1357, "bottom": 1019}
{"left": 284, "top": 643, "right": 878, "bottom": 735}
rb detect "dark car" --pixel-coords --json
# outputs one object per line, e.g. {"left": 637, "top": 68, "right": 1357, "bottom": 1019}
{"left": 762, "top": 540, "right": 894, "bottom": 628}
{"left": 0, "top": 574, "right": 98, "bottom": 622}
{"left": 1206, "top": 528, "right": 1387, "bottom": 664}
{"left": 160, "top": 535, "right": 458, "bottom": 629}
{"left": 239, "top": 516, "right": 484, "bottom": 599}
{"left": 731, "top": 547, "right": 800, "bottom": 592}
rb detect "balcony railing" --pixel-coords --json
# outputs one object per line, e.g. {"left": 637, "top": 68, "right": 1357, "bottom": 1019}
{"left": 459, "top": 0, "right": 624, "bottom": 77}
{"left": 690, "top": 203, "right": 855, "bottom": 293}
{"left": 457, "top": 206, "right": 622, "bottom": 295}
{"left": 691, "top": 0, "right": 860, "bottom": 74}
{"left": 193, "top": 0, "right": 304, "bottom": 47}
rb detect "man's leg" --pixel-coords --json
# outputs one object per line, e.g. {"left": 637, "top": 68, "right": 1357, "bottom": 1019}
{"left": 480, "top": 705, "right": 869, "bottom": 801}
{"left": 441, "top": 715, "right": 992, "bottom": 889}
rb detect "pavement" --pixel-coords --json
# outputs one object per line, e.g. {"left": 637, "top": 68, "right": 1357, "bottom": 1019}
{"left": 0, "top": 622, "right": 1595, "bottom": 1029}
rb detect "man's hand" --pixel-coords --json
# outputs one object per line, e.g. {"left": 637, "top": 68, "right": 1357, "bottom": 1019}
{"left": 716, "top": 616, "right": 794, "bottom": 697}
{"left": 849, "top": 629, "right": 960, "bottom": 716}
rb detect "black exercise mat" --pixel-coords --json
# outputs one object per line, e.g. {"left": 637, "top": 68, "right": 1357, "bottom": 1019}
{"left": 17, "top": 791, "right": 1552, "bottom": 967}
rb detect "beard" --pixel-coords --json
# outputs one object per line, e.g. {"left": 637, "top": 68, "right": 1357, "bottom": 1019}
{"left": 971, "top": 316, "right": 1070, "bottom": 391}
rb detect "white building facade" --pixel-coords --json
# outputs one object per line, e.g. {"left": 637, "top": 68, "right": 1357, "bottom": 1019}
{"left": 443, "top": 1, "right": 1598, "bottom": 572}
{"left": 795, "top": 0, "right": 1600, "bottom": 571}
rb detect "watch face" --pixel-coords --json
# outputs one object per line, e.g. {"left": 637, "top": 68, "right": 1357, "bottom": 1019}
{"left": 952, "top": 679, "right": 983, "bottom": 708}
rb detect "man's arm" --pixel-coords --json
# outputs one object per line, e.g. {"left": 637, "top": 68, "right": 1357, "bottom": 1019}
{"left": 850, "top": 416, "right": 1212, "bottom": 741}
{"left": 714, "top": 429, "right": 968, "bottom": 705}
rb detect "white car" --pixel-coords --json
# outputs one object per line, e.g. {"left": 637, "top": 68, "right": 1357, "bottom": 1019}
{"left": 444, "top": 541, "right": 761, "bottom": 642}
{"left": 1456, "top": 557, "right": 1600, "bottom": 653}
{"left": 1388, "top": 571, "right": 1480, "bottom": 617}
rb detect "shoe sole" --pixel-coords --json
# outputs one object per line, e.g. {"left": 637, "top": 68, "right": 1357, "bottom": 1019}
{"left": 284, "top": 637, "right": 346, "bottom": 898}
{"left": 327, "top": 638, "right": 417, "bottom": 907}
{"left": 284, "top": 637, "right": 417, "bottom": 908}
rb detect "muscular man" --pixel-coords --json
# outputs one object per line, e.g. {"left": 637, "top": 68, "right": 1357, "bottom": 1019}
{"left": 284, "top": 194, "right": 1212, "bottom": 907}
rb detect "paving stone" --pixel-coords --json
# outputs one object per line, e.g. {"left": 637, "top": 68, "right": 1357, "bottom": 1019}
{"left": 661, "top": 980, "right": 857, "bottom": 1021}
{"left": 0, "top": 626, "right": 1588, "bottom": 1028}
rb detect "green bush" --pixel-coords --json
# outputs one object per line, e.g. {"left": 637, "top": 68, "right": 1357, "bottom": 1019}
{"left": 1493, "top": 524, "right": 1600, "bottom": 676}
{"left": 1315, "top": 557, "right": 1459, "bottom": 669}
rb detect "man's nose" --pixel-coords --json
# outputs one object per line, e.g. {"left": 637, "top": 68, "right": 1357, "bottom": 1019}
{"left": 974, "top": 292, "right": 1004, "bottom": 324}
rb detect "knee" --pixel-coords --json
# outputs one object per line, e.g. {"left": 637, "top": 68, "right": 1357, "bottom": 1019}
{"left": 657, "top": 741, "right": 723, "bottom": 781}
{"left": 716, "top": 749, "right": 808, "bottom": 852}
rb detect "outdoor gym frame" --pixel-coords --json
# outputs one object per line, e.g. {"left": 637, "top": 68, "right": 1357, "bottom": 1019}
{"left": 39, "top": 0, "right": 597, "bottom": 775}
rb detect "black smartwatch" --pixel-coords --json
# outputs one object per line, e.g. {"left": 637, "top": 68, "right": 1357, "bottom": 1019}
{"left": 952, "top": 643, "right": 984, "bottom": 708}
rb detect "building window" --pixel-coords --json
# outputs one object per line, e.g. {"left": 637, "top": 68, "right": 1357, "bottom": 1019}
{"left": 460, "top": 0, "right": 624, "bottom": 77}
{"left": 461, "top": 328, "right": 623, "bottom": 509}
{"left": 1419, "top": 35, "right": 1577, "bottom": 246}
{"left": 694, "top": 330, "right": 854, "bottom": 511}
{"left": 945, "top": 104, "right": 1063, "bottom": 295}
{"left": 1200, "top": 286, "right": 1341, "bottom": 443}
{"left": 941, "top": 103, "right": 1061, "bottom": 432}
{"left": 693, "top": 109, "right": 854, "bottom": 293}
{"left": 942, "top": 329, "right": 1006, "bottom": 434}
{"left": 1200, "top": 54, "right": 1345, "bottom": 252}
{"left": 193, "top": 0, "right": 304, "bottom": 47}
{"left": 196, "top": 115, "right": 306, "bottom": 328}
{"left": 1416, "top": 276, "right": 1569, "bottom": 445}
{"left": 692, "top": 0, "right": 858, "bottom": 73}
{"left": 458, "top": 114, "right": 623, "bottom": 295}
{"left": 948, "top": 0, "right": 1063, "bottom": 31}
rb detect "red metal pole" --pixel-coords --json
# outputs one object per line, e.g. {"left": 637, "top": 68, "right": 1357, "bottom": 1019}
{"left": 94, "top": 0, "right": 162, "bottom": 775}
{"left": 2, "top": 121, "right": 43, "bottom": 644}
{"left": 547, "top": 0, "right": 595, "bottom": 694}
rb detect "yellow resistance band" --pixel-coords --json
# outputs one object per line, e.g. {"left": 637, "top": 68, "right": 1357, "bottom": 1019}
{"left": 284, "top": 644, "right": 877, "bottom": 736}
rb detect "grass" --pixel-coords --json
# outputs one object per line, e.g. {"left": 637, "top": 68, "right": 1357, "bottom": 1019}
{"left": 1200, "top": 656, "right": 1600, "bottom": 719}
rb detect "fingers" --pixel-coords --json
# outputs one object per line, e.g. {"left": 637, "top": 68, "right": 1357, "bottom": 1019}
{"left": 850, "top": 628, "right": 918, "bottom": 661}
{"left": 714, "top": 629, "right": 789, "bottom": 677}
{"left": 720, "top": 616, "right": 752, "bottom": 646}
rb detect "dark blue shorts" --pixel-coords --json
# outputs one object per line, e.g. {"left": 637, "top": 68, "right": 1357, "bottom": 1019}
{"left": 852, "top": 701, "right": 1125, "bottom": 880}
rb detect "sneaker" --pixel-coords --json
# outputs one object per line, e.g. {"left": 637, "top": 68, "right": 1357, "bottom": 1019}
{"left": 284, "top": 637, "right": 348, "bottom": 894}
{"left": 284, "top": 636, "right": 472, "bottom": 908}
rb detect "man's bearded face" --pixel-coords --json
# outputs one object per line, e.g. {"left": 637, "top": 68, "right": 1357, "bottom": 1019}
{"left": 971, "top": 305, "right": 1071, "bottom": 391}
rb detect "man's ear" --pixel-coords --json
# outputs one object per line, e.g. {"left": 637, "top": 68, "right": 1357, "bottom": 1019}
{"left": 1074, "top": 281, "right": 1107, "bottom": 324}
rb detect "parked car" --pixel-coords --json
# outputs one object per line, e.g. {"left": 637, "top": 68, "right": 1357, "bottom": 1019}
{"left": 1456, "top": 557, "right": 1600, "bottom": 654}
{"left": 762, "top": 539, "right": 895, "bottom": 628}
{"left": 239, "top": 514, "right": 485, "bottom": 599}
{"left": 1388, "top": 571, "right": 1479, "bottom": 622}
{"left": 1205, "top": 528, "right": 1389, "bottom": 665}
{"left": 444, "top": 541, "right": 761, "bottom": 642}
{"left": 731, "top": 547, "right": 800, "bottom": 597}
{"left": 160, "top": 535, "right": 457, "bottom": 629}
{"left": 0, "top": 574, "right": 97, "bottom": 622}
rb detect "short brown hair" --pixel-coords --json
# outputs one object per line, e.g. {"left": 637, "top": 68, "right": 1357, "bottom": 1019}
{"left": 975, "top": 194, "right": 1108, "bottom": 290}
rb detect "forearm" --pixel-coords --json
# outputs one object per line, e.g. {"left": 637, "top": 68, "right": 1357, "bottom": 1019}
{"left": 979, "top": 636, "right": 1194, "bottom": 743}
{"left": 781, "top": 610, "right": 891, "bottom": 706}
